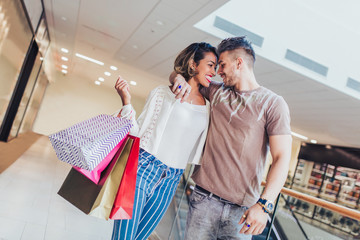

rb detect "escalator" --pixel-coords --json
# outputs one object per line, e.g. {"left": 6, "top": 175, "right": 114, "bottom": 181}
{"left": 153, "top": 167, "right": 359, "bottom": 240}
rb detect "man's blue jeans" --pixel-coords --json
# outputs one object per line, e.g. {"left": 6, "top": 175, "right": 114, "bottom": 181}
{"left": 184, "top": 187, "right": 252, "bottom": 240}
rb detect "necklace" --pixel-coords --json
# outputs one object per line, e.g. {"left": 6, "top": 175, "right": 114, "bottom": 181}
{"left": 186, "top": 94, "right": 204, "bottom": 105}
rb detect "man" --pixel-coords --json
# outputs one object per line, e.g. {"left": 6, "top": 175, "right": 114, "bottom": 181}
{"left": 170, "top": 36, "right": 292, "bottom": 239}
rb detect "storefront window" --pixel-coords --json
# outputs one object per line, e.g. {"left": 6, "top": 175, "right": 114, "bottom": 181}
{"left": 35, "top": 15, "right": 50, "bottom": 57}
{"left": 18, "top": 66, "right": 48, "bottom": 134}
{"left": 9, "top": 52, "right": 42, "bottom": 139}
{"left": 23, "top": 0, "right": 43, "bottom": 32}
{"left": 0, "top": 0, "right": 33, "bottom": 127}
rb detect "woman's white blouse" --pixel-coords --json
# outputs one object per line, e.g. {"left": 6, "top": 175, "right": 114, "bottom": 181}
{"left": 156, "top": 101, "right": 207, "bottom": 169}
{"left": 118, "top": 85, "right": 209, "bottom": 168}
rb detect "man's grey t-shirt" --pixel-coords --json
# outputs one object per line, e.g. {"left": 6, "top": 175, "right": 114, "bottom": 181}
{"left": 193, "top": 82, "right": 291, "bottom": 207}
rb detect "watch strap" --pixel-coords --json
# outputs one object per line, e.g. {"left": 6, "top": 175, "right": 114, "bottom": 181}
{"left": 257, "top": 198, "right": 267, "bottom": 205}
{"left": 257, "top": 198, "right": 270, "bottom": 213}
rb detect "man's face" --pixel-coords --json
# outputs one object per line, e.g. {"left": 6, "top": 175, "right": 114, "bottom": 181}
{"left": 217, "top": 51, "right": 238, "bottom": 87}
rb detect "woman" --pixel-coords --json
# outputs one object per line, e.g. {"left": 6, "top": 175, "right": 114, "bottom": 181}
{"left": 112, "top": 42, "right": 217, "bottom": 240}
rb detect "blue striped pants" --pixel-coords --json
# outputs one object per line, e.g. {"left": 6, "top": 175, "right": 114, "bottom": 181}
{"left": 112, "top": 149, "right": 184, "bottom": 240}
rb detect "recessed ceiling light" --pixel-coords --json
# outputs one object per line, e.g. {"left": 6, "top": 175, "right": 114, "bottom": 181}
{"left": 325, "top": 145, "right": 332, "bottom": 149}
{"left": 95, "top": 81, "right": 101, "bottom": 85}
{"left": 310, "top": 139, "right": 317, "bottom": 144}
{"left": 130, "top": 81, "right": 137, "bottom": 86}
{"left": 61, "top": 56, "right": 68, "bottom": 61}
{"left": 132, "top": 45, "right": 138, "bottom": 49}
{"left": 110, "top": 66, "right": 118, "bottom": 71}
{"left": 61, "top": 16, "right": 67, "bottom": 21}
{"left": 61, "top": 65, "right": 68, "bottom": 69}
{"left": 75, "top": 53, "right": 104, "bottom": 65}
{"left": 98, "top": 77, "right": 104, "bottom": 82}
{"left": 104, "top": 72, "right": 111, "bottom": 76}
{"left": 61, "top": 48, "right": 69, "bottom": 53}
{"left": 156, "top": 20, "right": 164, "bottom": 26}
{"left": 61, "top": 69, "right": 68, "bottom": 74}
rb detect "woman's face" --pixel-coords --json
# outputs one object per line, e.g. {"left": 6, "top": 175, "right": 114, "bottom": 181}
{"left": 193, "top": 52, "right": 217, "bottom": 87}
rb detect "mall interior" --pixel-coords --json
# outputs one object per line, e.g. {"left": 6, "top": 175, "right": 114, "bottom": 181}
{"left": 0, "top": 0, "right": 359, "bottom": 239}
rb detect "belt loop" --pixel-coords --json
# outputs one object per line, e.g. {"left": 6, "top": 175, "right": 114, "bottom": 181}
{"left": 209, "top": 193, "right": 213, "bottom": 199}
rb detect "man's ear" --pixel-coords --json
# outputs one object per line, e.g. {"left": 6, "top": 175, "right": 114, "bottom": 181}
{"left": 236, "top": 57, "right": 243, "bottom": 69}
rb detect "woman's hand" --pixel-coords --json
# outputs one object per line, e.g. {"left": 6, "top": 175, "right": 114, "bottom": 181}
{"left": 115, "top": 76, "right": 131, "bottom": 106}
{"left": 170, "top": 72, "right": 191, "bottom": 103}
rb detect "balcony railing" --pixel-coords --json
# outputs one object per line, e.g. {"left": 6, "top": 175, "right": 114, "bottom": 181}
{"left": 153, "top": 167, "right": 360, "bottom": 240}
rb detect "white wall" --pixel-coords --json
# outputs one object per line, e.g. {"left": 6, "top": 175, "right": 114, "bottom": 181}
{"left": 32, "top": 71, "right": 147, "bottom": 135}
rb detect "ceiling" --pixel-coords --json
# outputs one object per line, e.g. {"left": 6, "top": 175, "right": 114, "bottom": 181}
{"left": 42, "top": 0, "right": 360, "bottom": 148}
{"left": 43, "top": 0, "right": 228, "bottom": 97}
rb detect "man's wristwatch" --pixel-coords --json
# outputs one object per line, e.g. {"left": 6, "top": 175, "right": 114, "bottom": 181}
{"left": 257, "top": 198, "right": 274, "bottom": 214}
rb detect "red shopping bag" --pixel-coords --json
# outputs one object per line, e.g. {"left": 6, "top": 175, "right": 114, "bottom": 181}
{"left": 109, "top": 136, "right": 140, "bottom": 220}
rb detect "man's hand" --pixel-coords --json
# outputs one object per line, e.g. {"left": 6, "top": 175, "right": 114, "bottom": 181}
{"left": 238, "top": 203, "right": 268, "bottom": 235}
{"left": 169, "top": 72, "right": 191, "bottom": 102}
{"left": 115, "top": 76, "right": 131, "bottom": 106}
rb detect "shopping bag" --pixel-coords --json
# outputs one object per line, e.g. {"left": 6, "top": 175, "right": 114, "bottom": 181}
{"left": 110, "top": 136, "right": 140, "bottom": 220}
{"left": 73, "top": 134, "right": 129, "bottom": 184}
{"left": 89, "top": 136, "right": 137, "bottom": 219}
{"left": 49, "top": 114, "right": 132, "bottom": 171}
{"left": 57, "top": 137, "right": 130, "bottom": 214}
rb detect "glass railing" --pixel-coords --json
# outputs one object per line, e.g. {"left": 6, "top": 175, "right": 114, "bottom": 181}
{"left": 153, "top": 174, "right": 360, "bottom": 240}
{"left": 281, "top": 195, "right": 359, "bottom": 239}
{"left": 153, "top": 164, "right": 194, "bottom": 240}
{"left": 167, "top": 164, "right": 193, "bottom": 240}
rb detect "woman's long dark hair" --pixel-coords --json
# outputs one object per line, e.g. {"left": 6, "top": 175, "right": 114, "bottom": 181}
{"left": 174, "top": 42, "right": 218, "bottom": 81}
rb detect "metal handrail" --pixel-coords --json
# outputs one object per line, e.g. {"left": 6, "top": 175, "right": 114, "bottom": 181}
{"left": 262, "top": 182, "right": 360, "bottom": 221}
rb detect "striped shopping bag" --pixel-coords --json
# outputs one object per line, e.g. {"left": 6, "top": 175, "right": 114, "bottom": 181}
{"left": 49, "top": 114, "right": 132, "bottom": 171}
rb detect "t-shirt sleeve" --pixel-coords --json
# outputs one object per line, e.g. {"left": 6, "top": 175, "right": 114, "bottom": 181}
{"left": 266, "top": 96, "right": 291, "bottom": 136}
{"left": 200, "top": 81, "right": 222, "bottom": 100}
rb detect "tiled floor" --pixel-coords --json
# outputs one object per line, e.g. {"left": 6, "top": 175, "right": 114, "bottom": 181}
{"left": 3, "top": 135, "right": 350, "bottom": 240}
{"left": 0, "top": 136, "right": 113, "bottom": 240}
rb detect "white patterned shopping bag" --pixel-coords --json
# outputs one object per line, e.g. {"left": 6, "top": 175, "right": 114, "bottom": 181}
{"left": 49, "top": 114, "right": 132, "bottom": 171}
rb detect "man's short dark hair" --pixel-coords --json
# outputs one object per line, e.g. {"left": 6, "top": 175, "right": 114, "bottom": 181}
{"left": 217, "top": 36, "right": 256, "bottom": 63}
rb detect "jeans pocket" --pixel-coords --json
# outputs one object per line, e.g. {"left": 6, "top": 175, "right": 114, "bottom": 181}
{"left": 138, "top": 153, "right": 152, "bottom": 167}
{"left": 139, "top": 159, "right": 149, "bottom": 168}
{"left": 190, "top": 190, "right": 207, "bottom": 204}
{"left": 241, "top": 206, "right": 249, "bottom": 211}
